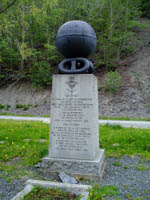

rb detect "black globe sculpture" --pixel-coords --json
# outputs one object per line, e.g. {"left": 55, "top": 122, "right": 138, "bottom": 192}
{"left": 56, "top": 20, "right": 97, "bottom": 74}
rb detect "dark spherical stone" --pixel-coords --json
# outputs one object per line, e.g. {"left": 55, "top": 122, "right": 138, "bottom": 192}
{"left": 56, "top": 20, "right": 97, "bottom": 58}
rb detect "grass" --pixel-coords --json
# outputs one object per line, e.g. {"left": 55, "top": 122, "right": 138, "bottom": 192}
{"left": 0, "top": 120, "right": 150, "bottom": 169}
{"left": 100, "top": 124, "right": 150, "bottom": 159}
{"left": 0, "top": 120, "right": 150, "bottom": 199}
{"left": 21, "top": 186, "right": 81, "bottom": 200}
{"left": 0, "top": 120, "right": 150, "bottom": 180}
{"left": 0, "top": 120, "right": 49, "bottom": 179}
{"left": 0, "top": 112, "right": 49, "bottom": 117}
{"left": 112, "top": 162, "right": 122, "bottom": 167}
{"left": 136, "top": 164, "right": 150, "bottom": 171}
{"left": 88, "top": 184, "right": 119, "bottom": 199}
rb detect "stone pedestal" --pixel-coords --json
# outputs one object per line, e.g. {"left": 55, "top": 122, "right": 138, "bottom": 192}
{"left": 42, "top": 74, "right": 104, "bottom": 178}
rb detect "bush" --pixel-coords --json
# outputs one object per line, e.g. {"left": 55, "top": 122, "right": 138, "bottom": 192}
{"left": 140, "top": 0, "right": 150, "bottom": 18}
{"left": 0, "top": 104, "right": 4, "bottom": 109}
{"left": 0, "top": 74, "right": 5, "bottom": 88}
{"left": 104, "top": 71, "right": 121, "bottom": 93}
{"left": 16, "top": 104, "right": 31, "bottom": 110}
{"left": 29, "top": 61, "right": 52, "bottom": 88}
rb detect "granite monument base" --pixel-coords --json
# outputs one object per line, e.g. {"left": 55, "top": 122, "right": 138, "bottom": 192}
{"left": 43, "top": 74, "right": 105, "bottom": 179}
{"left": 41, "top": 149, "right": 105, "bottom": 178}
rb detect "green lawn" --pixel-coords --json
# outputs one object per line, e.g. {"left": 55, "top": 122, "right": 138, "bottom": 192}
{"left": 0, "top": 120, "right": 150, "bottom": 176}
{"left": 100, "top": 124, "right": 150, "bottom": 159}
{"left": 0, "top": 112, "right": 49, "bottom": 117}
{"left": 0, "top": 120, "right": 49, "bottom": 179}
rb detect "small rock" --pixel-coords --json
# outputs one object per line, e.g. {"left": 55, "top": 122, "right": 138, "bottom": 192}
{"left": 112, "top": 143, "right": 120, "bottom": 147}
{"left": 23, "top": 139, "right": 31, "bottom": 142}
{"left": 35, "top": 139, "right": 47, "bottom": 143}
{"left": 34, "top": 163, "right": 41, "bottom": 168}
{"left": 59, "top": 172, "right": 78, "bottom": 184}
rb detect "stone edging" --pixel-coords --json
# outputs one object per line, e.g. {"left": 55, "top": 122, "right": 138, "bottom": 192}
{"left": 11, "top": 185, "right": 34, "bottom": 200}
{"left": 11, "top": 179, "right": 91, "bottom": 200}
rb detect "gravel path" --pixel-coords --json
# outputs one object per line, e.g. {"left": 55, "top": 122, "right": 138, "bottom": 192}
{"left": 100, "top": 156, "right": 150, "bottom": 200}
{"left": 0, "top": 175, "right": 25, "bottom": 200}
{"left": 0, "top": 156, "right": 150, "bottom": 200}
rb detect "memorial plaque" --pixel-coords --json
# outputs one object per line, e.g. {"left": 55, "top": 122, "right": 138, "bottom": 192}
{"left": 49, "top": 74, "right": 100, "bottom": 160}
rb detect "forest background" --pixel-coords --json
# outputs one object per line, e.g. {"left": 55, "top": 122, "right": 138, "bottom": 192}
{"left": 0, "top": 0, "right": 149, "bottom": 88}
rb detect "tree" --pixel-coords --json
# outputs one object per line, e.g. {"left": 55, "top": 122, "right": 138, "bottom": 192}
{"left": 0, "top": 0, "right": 17, "bottom": 14}
{"left": 0, "top": 0, "right": 142, "bottom": 87}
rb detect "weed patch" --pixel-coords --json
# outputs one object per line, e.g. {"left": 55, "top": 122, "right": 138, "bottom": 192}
{"left": 0, "top": 104, "right": 4, "bottom": 109}
{"left": 88, "top": 184, "right": 119, "bottom": 199}
{"left": 136, "top": 164, "right": 150, "bottom": 171}
{"left": 112, "top": 162, "right": 122, "bottom": 167}
{"left": 16, "top": 104, "right": 32, "bottom": 110}
{"left": 21, "top": 186, "right": 81, "bottom": 200}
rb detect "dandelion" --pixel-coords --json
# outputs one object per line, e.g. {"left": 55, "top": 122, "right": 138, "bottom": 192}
{"left": 5, "top": 137, "right": 8, "bottom": 140}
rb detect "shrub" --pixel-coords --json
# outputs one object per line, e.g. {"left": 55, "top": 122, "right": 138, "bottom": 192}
{"left": 104, "top": 71, "right": 121, "bottom": 93}
{"left": 0, "top": 104, "right": 4, "bottom": 109}
{"left": 0, "top": 75, "right": 5, "bottom": 88}
{"left": 16, "top": 104, "right": 31, "bottom": 110}
{"left": 140, "top": 0, "right": 150, "bottom": 18}
{"left": 29, "top": 61, "right": 52, "bottom": 88}
{"left": 5, "top": 105, "right": 11, "bottom": 110}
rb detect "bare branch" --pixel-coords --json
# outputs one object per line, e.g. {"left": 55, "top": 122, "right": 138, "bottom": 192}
{"left": 0, "top": 0, "right": 17, "bottom": 15}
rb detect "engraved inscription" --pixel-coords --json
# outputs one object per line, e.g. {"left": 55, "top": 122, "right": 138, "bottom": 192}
{"left": 49, "top": 75, "right": 99, "bottom": 160}
{"left": 51, "top": 96, "right": 93, "bottom": 153}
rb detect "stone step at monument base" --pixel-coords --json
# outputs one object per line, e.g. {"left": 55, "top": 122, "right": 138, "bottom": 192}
{"left": 40, "top": 149, "right": 105, "bottom": 179}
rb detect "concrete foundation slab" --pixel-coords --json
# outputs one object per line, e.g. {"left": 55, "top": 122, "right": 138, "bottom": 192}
{"left": 41, "top": 149, "right": 105, "bottom": 178}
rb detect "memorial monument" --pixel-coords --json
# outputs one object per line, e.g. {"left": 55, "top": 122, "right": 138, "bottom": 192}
{"left": 42, "top": 20, "right": 105, "bottom": 178}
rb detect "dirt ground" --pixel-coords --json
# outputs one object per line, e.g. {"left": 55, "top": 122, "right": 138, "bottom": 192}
{"left": 0, "top": 19, "right": 150, "bottom": 118}
{"left": 98, "top": 46, "right": 150, "bottom": 118}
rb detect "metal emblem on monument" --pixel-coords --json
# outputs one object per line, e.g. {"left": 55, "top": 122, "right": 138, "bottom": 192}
{"left": 66, "top": 77, "right": 78, "bottom": 98}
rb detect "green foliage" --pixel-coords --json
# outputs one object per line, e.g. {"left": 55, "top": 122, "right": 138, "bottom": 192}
{"left": 0, "top": 120, "right": 49, "bottom": 168}
{"left": 140, "top": 0, "right": 150, "bottom": 18}
{"left": 0, "top": 104, "right": 4, "bottom": 109}
{"left": 104, "top": 71, "right": 121, "bottom": 93}
{"left": 124, "top": 165, "right": 129, "bottom": 170}
{"left": 112, "top": 162, "right": 122, "bottom": 167}
{"left": 29, "top": 61, "right": 52, "bottom": 88}
{"left": 5, "top": 104, "right": 11, "bottom": 110}
{"left": 100, "top": 125, "right": 150, "bottom": 159}
{"left": 21, "top": 186, "right": 81, "bottom": 200}
{"left": 0, "top": 0, "right": 142, "bottom": 88}
{"left": 136, "top": 164, "right": 150, "bottom": 171}
{"left": 88, "top": 184, "right": 119, "bottom": 199}
{"left": 16, "top": 104, "right": 31, "bottom": 110}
